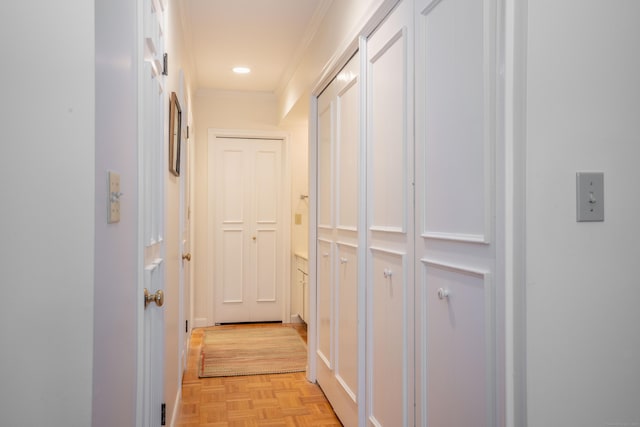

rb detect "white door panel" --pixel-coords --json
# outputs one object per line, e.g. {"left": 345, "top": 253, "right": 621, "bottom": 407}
{"left": 336, "top": 76, "right": 360, "bottom": 231}
{"left": 369, "top": 29, "right": 407, "bottom": 233}
{"left": 221, "top": 229, "right": 243, "bottom": 302}
{"left": 419, "top": 0, "right": 490, "bottom": 241}
{"left": 368, "top": 248, "right": 407, "bottom": 427}
{"left": 318, "top": 101, "right": 334, "bottom": 229}
{"left": 317, "top": 238, "right": 333, "bottom": 367}
{"left": 335, "top": 242, "right": 358, "bottom": 401}
{"left": 256, "top": 229, "right": 277, "bottom": 302}
{"left": 423, "top": 261, "right": 492, "bottom": 427}
{"left": 142, "top": 259, "right": 165, "bottom": 427}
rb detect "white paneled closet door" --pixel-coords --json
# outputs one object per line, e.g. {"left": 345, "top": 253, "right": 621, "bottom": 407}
{"left": 414, "top": 0, "right": 499, "bottom": 425}
{"left": 212, "top": 137, "right": 284, "bottom": 324}
{"left": 316, "top": 52, "right": 360, "bottom": 427}
{"left": 365, "top": 1, "right": 414, "bottom": 426}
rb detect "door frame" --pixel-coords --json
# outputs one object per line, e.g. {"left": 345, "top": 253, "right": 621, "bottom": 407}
{"left": 206, "top": 128, "right": 292, "bottom": 325}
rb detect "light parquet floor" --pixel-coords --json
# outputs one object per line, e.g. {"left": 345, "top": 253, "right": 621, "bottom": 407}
{"left": 176, "top": 323, "right": 343, "bottom": 427}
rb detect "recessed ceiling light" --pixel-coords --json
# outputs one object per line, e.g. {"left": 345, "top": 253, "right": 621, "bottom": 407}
{"left": 233, "top": 67, "right": 251, "bottom": 74}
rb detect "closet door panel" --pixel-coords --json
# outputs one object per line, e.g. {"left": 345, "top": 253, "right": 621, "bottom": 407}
{"left": 422, "top": 261, "right": 492, "bottom": 427}
{"left": 369, "top": 29, "right": 408, "bottom": 233}
{"left": 368, "top": 248, "right": 407, "bottom": 427}
{"left": 336, "top": 77, "right": 360, "bottom": 231}
{"left": 419, "top": 0, "right": 491, "bottom": 241}
{"left": 335, "top": 242, "right": 358, "bottom": 401}
{"left": 318, "top": 101, "right": 334, "bottom": 229}
{"left": 317, "top": 238, "right": 333, "bottom": 368}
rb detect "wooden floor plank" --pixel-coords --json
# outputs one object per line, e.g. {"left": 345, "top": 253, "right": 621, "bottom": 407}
{"left": 176, "top": 324, "right": 343, "bottom": 427}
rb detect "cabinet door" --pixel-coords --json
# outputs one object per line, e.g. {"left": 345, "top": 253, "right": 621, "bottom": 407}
{"left": 291, "top": 256, "right": 304, "bottom": 322}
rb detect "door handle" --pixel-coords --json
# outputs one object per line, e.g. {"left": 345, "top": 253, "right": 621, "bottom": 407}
{"left": 437, "top": 288, "right": 450, "bottom": 300}
{"left": 144, "top": 288, "right": 164, "bottom": 308}
{"left": 182, "top": 253, "right": 191, "bottom": 261}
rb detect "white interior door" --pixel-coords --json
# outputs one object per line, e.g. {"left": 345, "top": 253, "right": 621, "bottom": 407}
{"left": 138, "top": 0, "right": 166, "bottom": 423}
{"left": 414, "top": 0, "right": 499, "bottom": 425}
{"left": 316, "top": 51, "right": 360, "bottom": 427}
{"left": 212, "top": 137, "right": 284, "bottom": 323}
{"left": 365, "top": 1, "right": 414, "bottom": 426}
{"left": 180, "top": 120, "right": 192, "bottom": 372}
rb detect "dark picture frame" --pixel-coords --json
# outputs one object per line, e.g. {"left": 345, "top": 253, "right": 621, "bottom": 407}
{"left": 169, "top": 92, "right": 182, "bottom": 177}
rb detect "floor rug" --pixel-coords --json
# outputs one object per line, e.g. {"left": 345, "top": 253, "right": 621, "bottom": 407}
{"left": 199, "top": 326, "right": 307, "bottom": 378}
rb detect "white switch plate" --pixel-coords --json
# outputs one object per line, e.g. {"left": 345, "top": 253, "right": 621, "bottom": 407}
{"left": 576, "top": 172, "right": 604, "bottom": 222}
{"left": 107, "top": 171, "right": 121, "bottom": 224}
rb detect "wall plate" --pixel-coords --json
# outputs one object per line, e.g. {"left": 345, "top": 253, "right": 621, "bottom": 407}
{"left": 576, "top": 172, "right": 604, "bottom": 222}
{"left": 108, "top": 171, "right": 121, "bottom": 224}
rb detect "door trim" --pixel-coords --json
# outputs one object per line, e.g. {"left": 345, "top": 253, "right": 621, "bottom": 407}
{"left": 206, "top": 128, "right": 292, "bottom": 325}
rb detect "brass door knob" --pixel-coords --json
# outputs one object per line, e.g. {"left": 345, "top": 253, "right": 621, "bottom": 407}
{"left": 144, "top": 288, "right": 164, "bottom": 308}
{"left": 182, "top": 253, "right": 192, "bottom": 261}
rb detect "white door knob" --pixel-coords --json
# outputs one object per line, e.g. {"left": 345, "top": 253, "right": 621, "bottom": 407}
{"left": 437, "top": 288, "right": 450, "bottom": 300}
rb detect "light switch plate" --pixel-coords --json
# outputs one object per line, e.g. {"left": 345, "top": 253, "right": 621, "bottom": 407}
{"left": 107, "top": 171, "right": 121, "bottom": 224}
{"left": 576, "top": 172, "right": 604, "bottom": 222}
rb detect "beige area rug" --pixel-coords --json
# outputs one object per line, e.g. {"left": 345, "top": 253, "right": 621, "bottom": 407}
{"left": 199, "top": 326, "right": 307, "bottom": 378}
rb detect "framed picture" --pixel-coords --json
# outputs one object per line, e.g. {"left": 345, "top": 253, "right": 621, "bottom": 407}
{"left": 169, "top": 92, "right": 182, "bottom": 176}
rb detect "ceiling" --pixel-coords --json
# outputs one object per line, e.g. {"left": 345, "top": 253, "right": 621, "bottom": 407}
{"left": 182, "top": 0, "right": 327, "bottom": 94}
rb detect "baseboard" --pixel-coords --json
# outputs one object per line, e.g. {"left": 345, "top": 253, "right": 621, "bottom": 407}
{"left": 290, "top": 314, "right": 303, "bottom": 324}
{"left": 193, "top": 317, "right": 208, "bottom": 328}
{"left": 169, "top": 386, "right": 181, "bottom": 427}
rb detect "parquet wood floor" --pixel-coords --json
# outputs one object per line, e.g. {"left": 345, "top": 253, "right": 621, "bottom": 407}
{"left": 176, "top": 323, "right": 343, "bottom": 427}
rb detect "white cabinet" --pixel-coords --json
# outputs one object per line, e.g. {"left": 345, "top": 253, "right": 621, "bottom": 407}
{"left": 292, "top": 254, "right": 309, "bottom": 323}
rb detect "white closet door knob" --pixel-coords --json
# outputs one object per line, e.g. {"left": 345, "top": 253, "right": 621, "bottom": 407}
{"left": 437, "top": 288, "right": 450, "bottom": 300}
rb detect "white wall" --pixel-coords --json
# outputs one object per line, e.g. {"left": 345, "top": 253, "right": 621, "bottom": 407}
{"left": 93, "top": 0, "right": 140, "bottom": 425}
{"left": 0, "top": 1, "right": 95, "bottom": 426}
{"left": 525, "top": 1, "right": 640, "bottom": 425}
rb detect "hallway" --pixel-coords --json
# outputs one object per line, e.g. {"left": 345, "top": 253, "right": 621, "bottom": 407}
{"left": 176, "top": 324, "right": 342, "bottom": 426}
